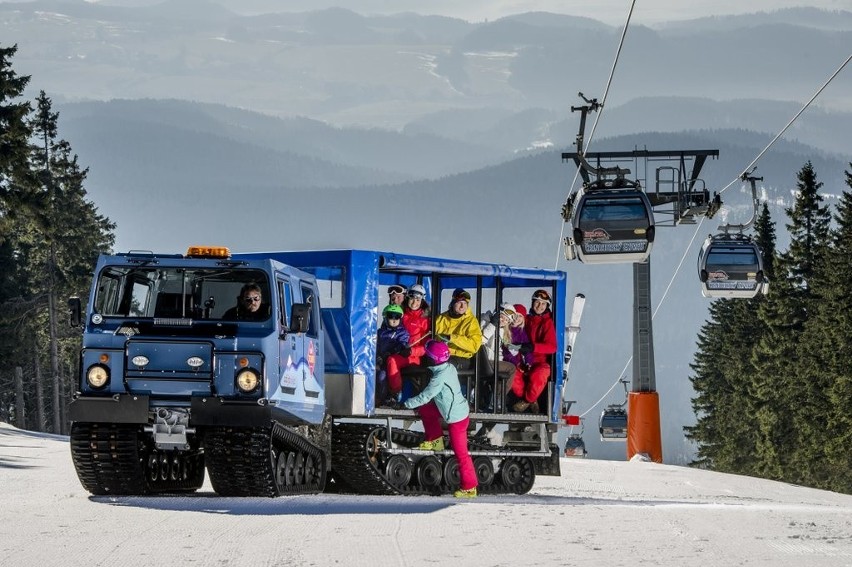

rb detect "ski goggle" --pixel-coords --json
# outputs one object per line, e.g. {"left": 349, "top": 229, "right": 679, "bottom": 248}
{"left": 532, "top": 290, "right": 551, "bottom": 304}
{"left": 452, "top": 291, "right": 471, "bottom": 302}
{"left": 407, "top": 290, "right": 425, "bottom": 299}
{"left": 385, "top": 313, "right": 402, "bottom": 320}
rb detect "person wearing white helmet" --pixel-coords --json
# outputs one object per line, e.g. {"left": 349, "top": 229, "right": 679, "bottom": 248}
{"left": 382, "top": 283, "right": 430, "bottom": 406}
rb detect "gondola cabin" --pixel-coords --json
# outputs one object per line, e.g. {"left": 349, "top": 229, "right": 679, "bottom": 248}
{"left": 697, "top": 234, "right": 767, "bottom": 299}
{"left": 563, "top": 434, "right": 587, "bottom": 458}
{"left": 599, "top": 405, "right": 627, "bottom": 441}
{"left": 571, "top": 187, "right": 655, "bottom": 265}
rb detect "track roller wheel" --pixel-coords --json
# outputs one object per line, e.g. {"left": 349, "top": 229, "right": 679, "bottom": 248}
{"left": 384, "top": 455, "right": 412, "bottom": 489}
{"left": 416, "top": 456, "right": 443, "bottom": 490}
{"left": 473, "top": 456, "right": 495, "bottom": 487}
{"left": 500, "top": 457, "right": 535, "bottom": 495}
{"left": 443, "top": 456, "right": 460, "bottom": 491}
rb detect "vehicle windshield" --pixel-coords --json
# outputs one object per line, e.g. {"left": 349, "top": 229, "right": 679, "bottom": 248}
{"left": 580, "top": 196, "right": 648, "bottom": 222}
{"left": 93, "top": 266, "right": 271, "bottom": 321}
{"left": 706, "top": 248, "right": 759, "bottom": 269}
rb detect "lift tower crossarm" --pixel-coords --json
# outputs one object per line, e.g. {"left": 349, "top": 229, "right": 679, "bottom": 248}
{"left": 569, "top": 94, "right": 631, "bottom": 182}
{"left": 561, "top": 149, "right": 719, "bottom": 193}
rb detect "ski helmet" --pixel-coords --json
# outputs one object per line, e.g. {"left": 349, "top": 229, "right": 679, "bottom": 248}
{"left": 424, "top": 340, "right": 450, "bottom": 364}
{"left": 383, "top": 304, "right": 404, "bottom": 317}
{"left": 408, "top": 284, "right": 427, "bottom": 298}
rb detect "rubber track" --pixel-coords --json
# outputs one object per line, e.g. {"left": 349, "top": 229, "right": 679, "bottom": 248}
{"left": 204, "top": 423, "right": 326, "bottom": 497}
{"left": 70, "top": 423, "right": 149, "bottom": 495}
{"left": 330, "top": 423, "right": 535, "bottom": 496}
{"left": 70, "top": 423, "right": 207, "bottom": 495}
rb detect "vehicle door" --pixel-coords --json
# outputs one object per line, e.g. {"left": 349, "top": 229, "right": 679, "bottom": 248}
{"left": 275, "top": 273, "right": 305, "bottom": 401}
{"left": 298, "top": 280, "right": 324, "bottom": 406}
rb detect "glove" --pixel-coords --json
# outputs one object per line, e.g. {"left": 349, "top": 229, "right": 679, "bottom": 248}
{"left": 489, "top": 311, "right": 501, "bottom": 326}
{"left": 436, "top": 334, "right": 450, "bottom": 342}
{"left": 519, "top": 343, "right": 533, "bottom": 354}
{"left": 399, "top": 346, "right": 411, "bottom": 357}
{"left": 377, "top": 356, "right": 385, "bottom": 368}
{"left": 384, "top": 399, "right": 404, "bottom": 410}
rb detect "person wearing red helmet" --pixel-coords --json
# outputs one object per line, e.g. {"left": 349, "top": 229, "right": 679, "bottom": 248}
{"left": 512, "top": 289, "right": 557, "bottom": 413}
{"left": 403, "top": 339, "right": 478, "bottom": 498}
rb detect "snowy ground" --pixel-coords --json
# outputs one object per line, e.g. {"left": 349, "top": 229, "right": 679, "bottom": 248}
{"left": 2, "top": 421, "right": 852, "bottom": 567}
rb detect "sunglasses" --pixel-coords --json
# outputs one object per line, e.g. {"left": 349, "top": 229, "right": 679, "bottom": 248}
{"left": 385, "top": 313, "right": 402, "bottom": 320}
{"left": 244, "top": 296, "right": 261, "bottom": 303}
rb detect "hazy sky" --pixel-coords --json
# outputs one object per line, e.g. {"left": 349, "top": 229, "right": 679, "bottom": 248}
{"left": 79, "top": 0, "right": 852, "bottom": 25}
{"left": 214, "top": 1, "right": 852, "bottom": 25}
{"left": 399, "top": 0, "right": 852, "bottom": 25}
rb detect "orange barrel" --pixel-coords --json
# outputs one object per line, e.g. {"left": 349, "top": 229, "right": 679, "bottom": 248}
{"left": 627, "top": 391, "right": 662, "bottom": 463}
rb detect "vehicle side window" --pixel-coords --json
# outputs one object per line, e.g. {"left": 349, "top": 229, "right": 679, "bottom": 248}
{"left": 300, "top": 283, "right": 318, "bottom": 337}
{"left": 129, "top": 281, "right": 151, "bottom": 317}
{"left": 94, "top": 273, "right": 121, "bottom": 314}
{"left": 278, "top": 278, "right": 293, "bottom": 329}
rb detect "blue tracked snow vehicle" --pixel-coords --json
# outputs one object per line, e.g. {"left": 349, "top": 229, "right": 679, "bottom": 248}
{"left": 69, "top": 248, "right": 569, "bottom": 496}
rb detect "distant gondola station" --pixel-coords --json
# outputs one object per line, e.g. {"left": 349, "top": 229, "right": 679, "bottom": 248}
{"left": 697, "top": 233, "right": 767, "bottom": 299}
{"left": 570, "top": 184, "right": 656, "bottom": 265}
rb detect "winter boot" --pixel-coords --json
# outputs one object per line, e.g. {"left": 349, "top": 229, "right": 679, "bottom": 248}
{"left": 453, "top": 487, "right": 478, "bottom": 499}
{"left": 418, "top": 437, "right": 445, "bottom": 451}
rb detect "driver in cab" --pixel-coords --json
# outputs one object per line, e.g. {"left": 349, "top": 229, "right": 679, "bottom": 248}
{"left": 223, "top": 283, "right": 267, "bottom": 321}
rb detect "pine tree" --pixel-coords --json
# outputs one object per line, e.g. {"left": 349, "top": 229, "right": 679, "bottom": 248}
{"left": 752, "top": 162, "right": 831, "bottom": 483}
{"left": 0, "top": 44, "right": 34, "bottom": 425}
{"left": 687, "top": 300, "right": 762, "bottom": 473}
{"left": 0, "top": 44, "right": 32, "bottom": 302}
{"left": 1, "top": 50, "right": 115, "bottom": 432}
{"left": 801, "top": 165, "right": 852, "bottom": 492}
{"left": 687, "top": 203, "right": 775, "bottom": 476}
{"left": 13, "top": 91, "right": 115, "bottom": 432}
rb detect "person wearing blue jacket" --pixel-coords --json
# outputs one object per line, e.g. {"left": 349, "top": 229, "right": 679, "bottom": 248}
{"left": 376, "top": 304, "right": 410, "bottom": 404}
{"left": 403, "top": 340, "right": 478, "bottom": 498}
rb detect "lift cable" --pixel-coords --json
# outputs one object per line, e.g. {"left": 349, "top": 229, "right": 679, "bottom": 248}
{"left": 717, "top": 51, "right": 852, "bottom": 197}
{"left": 554, "top": 0, "right": 638, "bottom": 270}
{"left": 571, "top": 52, "right": 851, "bottom": 420}
{"left": 575, "top": 216, "right": 707, "bottom": 419}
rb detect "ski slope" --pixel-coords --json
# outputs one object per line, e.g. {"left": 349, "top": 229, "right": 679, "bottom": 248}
{"left": 1, "top": 421, "right": 851, "bottom": 566}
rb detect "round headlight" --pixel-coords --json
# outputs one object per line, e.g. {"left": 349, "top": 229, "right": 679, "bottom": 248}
{"left": 236, "top": 369, "right": 260, "bottom": 394}
{"left": 86, "top": 365, "right": 109, "bottom": 389}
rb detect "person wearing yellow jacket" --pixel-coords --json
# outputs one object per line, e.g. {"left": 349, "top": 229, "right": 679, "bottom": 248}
{"left": 434, "top": 288, "right": 482, "bottom": 373}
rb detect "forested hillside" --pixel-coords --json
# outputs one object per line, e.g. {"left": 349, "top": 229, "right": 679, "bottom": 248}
{"left": 688, "top": 162, "right": 852, "bottom": 494}
{"left": 0, "top": 46, "right": 114, "bottom": 434}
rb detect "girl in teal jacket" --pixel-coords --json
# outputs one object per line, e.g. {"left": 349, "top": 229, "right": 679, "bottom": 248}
{"left": 404, "top": 340, "right": 478, "bottom": 498}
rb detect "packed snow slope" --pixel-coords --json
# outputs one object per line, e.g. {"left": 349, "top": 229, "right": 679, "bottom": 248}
{"left": 2, "top": 422, "right": 851, "bottom": 567}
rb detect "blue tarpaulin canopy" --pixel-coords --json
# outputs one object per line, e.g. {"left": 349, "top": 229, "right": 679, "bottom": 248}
{"left": 235, "top": 249, "right": 568, "bottom": 419}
